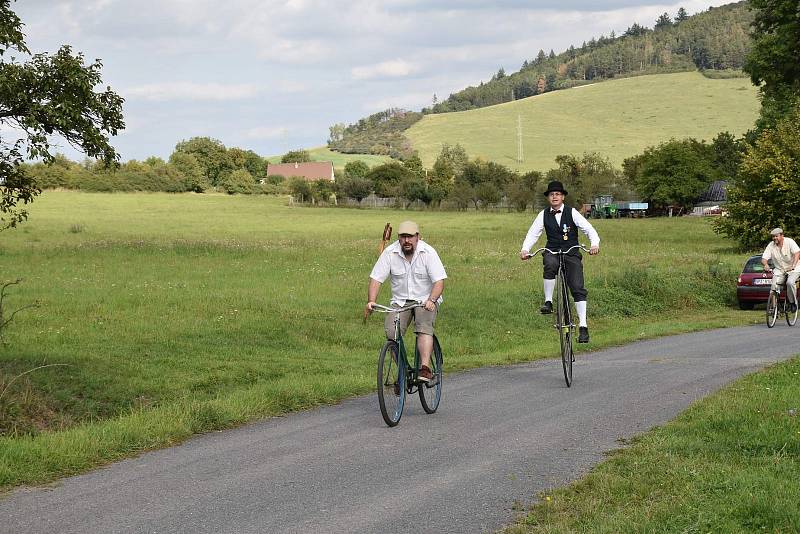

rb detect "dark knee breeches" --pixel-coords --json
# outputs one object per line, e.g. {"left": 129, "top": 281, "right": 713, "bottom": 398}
{"left": 543, "top": 252, "right": 587, "bottom": 302}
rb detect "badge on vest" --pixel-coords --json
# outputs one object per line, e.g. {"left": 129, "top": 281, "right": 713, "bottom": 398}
{"left": 562, "top": 223, "right": 570, "bottom": 240}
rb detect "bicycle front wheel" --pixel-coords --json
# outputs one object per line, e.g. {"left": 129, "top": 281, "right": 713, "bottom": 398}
{"left": 766, "top": 292, "right": 778, "bottom": 328}
{"left": 787, "top": 300, "right": 798, "bottom": 326}
{"left": 419, "top": 335, "right": 443, "bottom": 414}
{"left": 378, "top": 341, "right": 406, "bottom": 426}
{"left": 559, "top": 275, "right": 574, "bottom": 387}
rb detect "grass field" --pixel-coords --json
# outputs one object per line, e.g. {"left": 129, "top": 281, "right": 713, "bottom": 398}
{"left": 405, "top": 72, "right": 760, "bottom": 172}
{"left": 265, "top": 146, "right": 392, "bottom": 170}
{"left": 0, "top": 191, "right": 765, "bottom": 490}
{"left": 507, "top": 355, "right": 800, "bottom": 532}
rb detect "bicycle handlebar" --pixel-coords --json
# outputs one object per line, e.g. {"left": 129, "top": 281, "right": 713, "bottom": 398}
{"left": 370, "top": 302, "right": 424, "bottom": 314}
{"left": 526, "top": 244, "right": 590, "bottom": 259}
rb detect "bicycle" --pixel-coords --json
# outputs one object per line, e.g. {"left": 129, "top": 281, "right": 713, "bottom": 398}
{"left": 371, "top": 302, "right": 443, "bottom": 427}
{"left": 527, "top": 244, "right": 590, "bottom": 387}
{"left": 766, "top": 279, "right": 798, "bottom": 328}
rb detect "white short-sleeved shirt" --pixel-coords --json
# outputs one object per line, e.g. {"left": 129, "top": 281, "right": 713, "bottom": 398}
{"left": 763, "top": 237, "right": 800, "bottom": 273}
{"left": 369, "top": 239, "right": 447, "bottom": 306}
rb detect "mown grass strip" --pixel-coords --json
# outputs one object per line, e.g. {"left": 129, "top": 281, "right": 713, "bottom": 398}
{"left": 507, "top": 356, "right": 800, "bottom": 533}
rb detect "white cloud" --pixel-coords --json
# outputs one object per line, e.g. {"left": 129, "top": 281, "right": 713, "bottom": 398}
{"left": 352, "top": 59, "right": 418, "bottom": 80}
{"left": 364, "top": 91, "right": 434, "bottom": 112}
{"left": 124, "top": 82, "right": 259, "bottom": 101}
{"left": 244, "top": 126, "right": 289, "bottom": 140}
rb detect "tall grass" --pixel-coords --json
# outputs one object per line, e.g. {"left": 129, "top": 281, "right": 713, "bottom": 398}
{"left": 0, "top": 191, "right": 760, "bottom": 488}
{"left": 406, "top": 72, "right": 759, "bottom": 172}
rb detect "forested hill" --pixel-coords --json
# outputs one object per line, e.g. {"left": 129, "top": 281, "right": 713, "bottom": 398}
{"left": 328, "top": 1, "right": 753, "bottom": 158}
{"left": 429, "top": 1, "right": 752, "bottom": 113}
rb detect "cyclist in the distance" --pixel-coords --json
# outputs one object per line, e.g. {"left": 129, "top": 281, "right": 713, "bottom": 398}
{"left": 762, "top": 228, "right": 800, "bottom": 313}
{"left": 365, "top": 221, "right": 447, "bottom": 382}
{"left": 519, "top": 181, "right": 600, "bottom": 343}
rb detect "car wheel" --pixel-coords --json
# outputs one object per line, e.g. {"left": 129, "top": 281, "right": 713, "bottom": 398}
{"left": 738, "top": 301, "right": 755, "bottom": 310}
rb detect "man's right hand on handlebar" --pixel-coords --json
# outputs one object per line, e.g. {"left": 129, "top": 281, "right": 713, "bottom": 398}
{"left": 519, "top": 250, "right": 531, "bottom": 261}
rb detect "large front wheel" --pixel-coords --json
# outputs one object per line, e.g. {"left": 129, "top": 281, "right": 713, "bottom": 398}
{"left": 378, "top": 341, "right": 406, "bottom": 426}
{"left": 766, "top": 292, "right": 778, "bottom": 328}
{"left": 787, "top": 298, "right": 798, "bottom": 326}
{"left": 555, "top": 273, "right": 574, "bottom": 387}
{"left": 419, "top": 336, "right": 443, "bottom": 414}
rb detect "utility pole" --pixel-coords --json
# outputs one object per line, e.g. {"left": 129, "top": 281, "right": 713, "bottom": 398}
{"left": 516, "top": 114, "right": 523, "bottom": 164}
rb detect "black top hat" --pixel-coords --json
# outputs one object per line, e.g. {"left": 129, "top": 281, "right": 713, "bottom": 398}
{"left": 543, "top": 180, "right": 568, "bottom": 196}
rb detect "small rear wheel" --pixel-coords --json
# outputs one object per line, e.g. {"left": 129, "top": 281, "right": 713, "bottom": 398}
{"left": 378, "top": 341, "right": 406, "bottom": 426}
{"left": 766, "top": 292, "right": 778, "bottom": 328}
{"left": 419, "top": 336, "right": 443, "bottom": 414}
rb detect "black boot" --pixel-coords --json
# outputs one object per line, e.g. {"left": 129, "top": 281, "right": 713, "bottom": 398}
{"left": 540, "top": 301, "right": 553, "bottom": 314}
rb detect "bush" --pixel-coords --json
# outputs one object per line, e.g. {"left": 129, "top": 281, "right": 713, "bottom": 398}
{"left": 219, "top": 169, "right": 256, "bottom": 195}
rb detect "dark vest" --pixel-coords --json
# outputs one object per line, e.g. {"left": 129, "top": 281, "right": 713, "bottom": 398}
{"left": 544, "top": 205, "right": 579, "bottom": 252}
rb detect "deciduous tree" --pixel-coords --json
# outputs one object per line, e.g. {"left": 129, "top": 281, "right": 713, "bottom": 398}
{"left": 714, "top": 103, "right": 800, "bottom": 248}
{"left": 281, "top": 149, "right": 312, "bottom": 163}
{"left": 1, "top": 0, "right": 124, "bottom": 230}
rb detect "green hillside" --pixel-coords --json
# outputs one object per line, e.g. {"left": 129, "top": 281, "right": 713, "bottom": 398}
{"left": 405, "top": 71, "right": 759, "bottom": 172}
{"left": 266, "top": 146, "right": 391, "bottom": 170}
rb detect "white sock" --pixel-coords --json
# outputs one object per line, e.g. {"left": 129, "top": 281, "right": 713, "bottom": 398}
{"left": 576, "top": 300, "right": 587, "bottom": 327}
{"left": 543, "top": 279, "right": 555, "bottom": 302}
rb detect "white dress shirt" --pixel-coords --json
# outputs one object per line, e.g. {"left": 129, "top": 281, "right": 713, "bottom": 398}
{"left": 370, "top": 239, "right": 448, "bottom": 306}
{"left": 521, "top": 205, "right": 600, "bottom": 252}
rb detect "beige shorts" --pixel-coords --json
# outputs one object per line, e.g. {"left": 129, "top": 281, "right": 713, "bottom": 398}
{"left": 384, "top": 302, "right": 438, "bottom": 340}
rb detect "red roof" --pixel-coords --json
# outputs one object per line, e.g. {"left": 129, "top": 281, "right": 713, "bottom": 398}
{"left": 266, "top": 161, "right": 334, "bottom": 181}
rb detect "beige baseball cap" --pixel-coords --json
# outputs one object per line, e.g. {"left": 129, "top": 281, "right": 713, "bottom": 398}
{"left": 770, "top": 228, "right": 784, "bottom": 236}
{"left": 397, "top": 220, "right": 419, "bottom": 235}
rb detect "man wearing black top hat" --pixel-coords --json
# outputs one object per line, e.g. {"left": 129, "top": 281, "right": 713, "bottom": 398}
{"left": 519, "top": 180, "right": 600, "bottom": 343}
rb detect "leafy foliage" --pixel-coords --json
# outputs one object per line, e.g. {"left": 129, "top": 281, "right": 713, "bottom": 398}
{"left": 546, "top": 153, "right": 631, "bottom": 207}
{"left": 744, "top": 0, "right": 800, "bottom": 131}
{"left": 172, "top": 137, "right": 232, "bottom": 186}
{"left": 0, "top": 0, "right": 124, "bottom": 229}
{"left": 624, "top": 139, "right": 719, "bottom": 212}
{"left": 327, "top": 108, "right": 422, "bottom": 159}
{"left": 280, "top": 149, "right": 312, "bottom": 163}
{"left": 219, "top": 169, "right": 256, "bottom": 195}
{"left": 714, "top": 103, "right": 800, "bottom": 249}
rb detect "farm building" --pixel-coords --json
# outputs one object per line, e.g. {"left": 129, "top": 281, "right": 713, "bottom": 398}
{"left": 265, "top": 161, "right": 334, "bottom": 182}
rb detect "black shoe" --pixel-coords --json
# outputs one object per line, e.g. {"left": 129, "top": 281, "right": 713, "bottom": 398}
{"left": 791, "top": 303, "right": 798, "bottom": 313}
{"left": 578, "top": 326, "right": 589, "bottom": 343}
{"left": 540, "top": 301, "right": 553, "bottom": 314}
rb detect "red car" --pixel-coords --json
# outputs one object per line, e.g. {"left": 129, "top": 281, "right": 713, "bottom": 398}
{"left": 737, "top": 255, "right": 777, "bottom": 309}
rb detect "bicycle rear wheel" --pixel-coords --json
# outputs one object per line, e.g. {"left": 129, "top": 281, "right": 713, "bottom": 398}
{"left": 766, "top": 292, "right": 778, "bottom": 328}
{"left": 419, "top": 335, "right": 443, "bottom": 414}
{"left": 555, "top": 272, "right": 574, "bottom": 387}
{"left": 378, "top": 340, "right": 406, "bottom": 426}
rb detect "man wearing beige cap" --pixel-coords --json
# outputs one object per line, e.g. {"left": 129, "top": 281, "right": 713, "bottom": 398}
{"left": 762, "top": 228, "right": 800, "bottom": 312}
{"left": 365, "top": 221, "right": 447, "bottom": 382}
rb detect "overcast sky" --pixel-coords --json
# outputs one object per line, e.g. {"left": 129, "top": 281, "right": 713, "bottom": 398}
{"left": 14, "top": 0, "right": 736, "bottom": 162}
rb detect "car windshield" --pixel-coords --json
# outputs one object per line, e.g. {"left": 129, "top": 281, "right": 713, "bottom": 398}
{"left": 743, "top": 257, "right": 773, "bottom": 273}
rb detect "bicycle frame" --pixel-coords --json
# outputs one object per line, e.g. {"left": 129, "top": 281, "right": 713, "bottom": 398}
{"left": 373, "top": 303, "right": 433, "bottom": 393}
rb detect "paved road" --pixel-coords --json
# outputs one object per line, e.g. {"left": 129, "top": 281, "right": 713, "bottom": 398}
{"left": 2, "top": 325, "right": 798, "bottom": 534}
